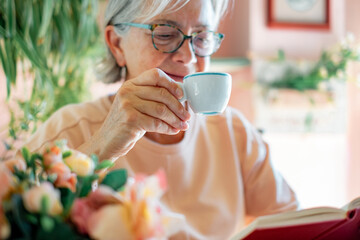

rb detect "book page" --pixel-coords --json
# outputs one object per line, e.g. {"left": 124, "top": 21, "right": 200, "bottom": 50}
{"left": 231, "top": 207, "right": 347, "bottom": 240}
{"left": 343, "top": 196, "right": 360, "bottom": 211}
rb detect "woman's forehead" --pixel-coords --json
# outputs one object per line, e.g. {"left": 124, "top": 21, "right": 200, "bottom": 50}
{"left": 148, "top": 0, "right": 216, "bottom": 29}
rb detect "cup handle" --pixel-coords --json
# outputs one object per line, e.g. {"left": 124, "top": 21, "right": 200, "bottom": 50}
{"left": 176, "top": 82, "right": 187, "bottom": 103}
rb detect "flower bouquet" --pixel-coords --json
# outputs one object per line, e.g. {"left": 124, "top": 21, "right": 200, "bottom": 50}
{"left": 0, "top": 140, "right": 184, "bottom": 240}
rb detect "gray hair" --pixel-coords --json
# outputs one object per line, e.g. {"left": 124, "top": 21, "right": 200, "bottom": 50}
{"left": 97, "top": 0, "right": 231, "bottom": 83}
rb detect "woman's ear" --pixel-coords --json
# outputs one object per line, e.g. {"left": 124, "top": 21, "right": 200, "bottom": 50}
{"left": 104, "top": 25, "right": 126, "bottom": 67}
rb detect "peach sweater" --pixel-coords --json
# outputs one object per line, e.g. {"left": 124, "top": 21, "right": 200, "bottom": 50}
{"left": 24, "top": 96, "right": 298, "bottom": 240}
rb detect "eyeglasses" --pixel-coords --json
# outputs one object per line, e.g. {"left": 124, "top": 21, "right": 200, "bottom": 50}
{"left": 114, "top": 23, "right": 224, "bottom": 57}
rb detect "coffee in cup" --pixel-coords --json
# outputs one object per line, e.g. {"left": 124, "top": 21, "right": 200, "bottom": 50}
{"left": 177, "top": 72, "right": 232, "bottom": 115}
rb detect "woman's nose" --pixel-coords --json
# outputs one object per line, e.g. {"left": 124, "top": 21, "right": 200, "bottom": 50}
{"left": 172, "top": 38, "right": 197, "bottom": 64}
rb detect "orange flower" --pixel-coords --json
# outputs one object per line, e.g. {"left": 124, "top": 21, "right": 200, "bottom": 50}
{"left": 43, "top": 145, "right": 63, "bottom": 168}
{"left": 47, "top": 162, "right": 77, "bottom": 192}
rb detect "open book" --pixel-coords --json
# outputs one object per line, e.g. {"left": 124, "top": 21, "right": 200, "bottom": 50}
{"left": 231, "top": 197, "right": 360, "bottom": 240}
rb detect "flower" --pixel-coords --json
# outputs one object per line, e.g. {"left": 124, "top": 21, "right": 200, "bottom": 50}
{"left": 63, "top": 150, "right": 95, "bottom": 177}
{"left": 70, "top": 185, "right": 122, "bottom": 234}
{"left": 0, "top": 140, "right": 184, "bottom": 239}
{"left": 88, "top": 204, "right": 133, "bottom": 240}
{"left": 47, "top": 161, "right": 77, "bottom": 192}
{"left": 0, "top": 164, "right": 14, "bottom": 201}
{"left": 43, "top": 145, "right": 63, "bottom": 168}
{"left": 0, "top": 207, "right": 10, "bottom": 240}
{"left": 22, "top": 182, "right": 63, "bottom": 216}
{"left": 70, "top": 170, "right": 184, "bottom": 240}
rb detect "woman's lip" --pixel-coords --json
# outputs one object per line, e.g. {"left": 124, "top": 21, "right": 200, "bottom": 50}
{"left": 165, "top": 73, "right": 186, "bottom": 82}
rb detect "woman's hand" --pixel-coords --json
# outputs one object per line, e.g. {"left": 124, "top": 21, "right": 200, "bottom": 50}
{"left": 78, "top": 68, "right": 191, "bottom": 160}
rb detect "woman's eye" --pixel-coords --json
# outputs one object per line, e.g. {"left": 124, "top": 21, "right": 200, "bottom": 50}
{"left": 154, "top": 33, "right": 177, "bottom": 40}
{"left": 195, "top": 37, "right": 211, "bottom": 48}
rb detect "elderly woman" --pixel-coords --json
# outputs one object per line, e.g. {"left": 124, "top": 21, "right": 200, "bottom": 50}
{"left": 24, "top": 0, "right": 298, "bottom": 239}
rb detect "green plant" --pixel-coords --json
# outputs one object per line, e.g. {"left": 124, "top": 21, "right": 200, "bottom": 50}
{"left": 266, "top": 36, "right": 360, "bottom": 91}
{"left": 0, "top": 0, "right": 103, "bottom": 159}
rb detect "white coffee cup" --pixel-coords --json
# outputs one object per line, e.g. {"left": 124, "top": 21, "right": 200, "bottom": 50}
{"left": 177, "top": 72, "right": 232, "bottom": 115}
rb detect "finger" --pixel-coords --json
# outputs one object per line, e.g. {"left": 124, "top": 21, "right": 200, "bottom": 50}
{"left": 133, "top": 98, "right": 189, "bottom": 131}
{"left": 134, "top": 85, "right": 190, "bottom": 121}
{"left": 131, "top": 68, "right": 184, "bottom": 100}
{"left": 138, "top": 113, "right": 181, "bottom": 135}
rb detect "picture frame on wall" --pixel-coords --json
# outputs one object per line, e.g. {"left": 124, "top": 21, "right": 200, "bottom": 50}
{"left": 267, "top": 0, "right": 330, "bottom": 30}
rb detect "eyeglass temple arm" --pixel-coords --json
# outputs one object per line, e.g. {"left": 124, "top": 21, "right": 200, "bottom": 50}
{"left": 114, "top": 22, "right": 152, "bottom": 30}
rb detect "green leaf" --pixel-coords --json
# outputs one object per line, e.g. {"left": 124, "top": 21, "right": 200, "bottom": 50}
{"left": 90, "top": 153, "right": 99, "bottom": 166}
{"left": 5, "top": 194, "right": 32, "bottom": 239}
{"left": 0, "top": 39, "right": 11, "bottom": 98}
{"left": 277, "top": 49, "right": 286, "bottom": 61}
{"left": 25, "top": 213, "right": 38, "bottom": 224}
{"left": 30, "top": 152, "right": 42, "bottom": 177}
{"left": 47, "top": 173, "right": 58, "bottom": 183}
{"left": 62, "top": 150, "right": 72, "bottom": 159}
{"left": 8, "top": 127, "right": 16, "bottom": 140}
{"left": 94, "top": 159, "right": 114, "bottom": 171}
{"left": 38, "top": 0, "right": 55, "bottom": 39}
{"left": 101, "top": 169, "right": 128, "bottom": 191}
{"left": 59, "top": 187, "right": 76, "bottom": 216}
{"left": 6, "top": 0, "right": 16, "bottom": 37}
{"left": 41, "top": 195, "right": 50, "bottom": 215}
{"left": 40, "top": 215, "right": 55, "bottom": 232}
{"left": 20, "top": 121, "right": 29, "bottom": 130}
{"left": 13, "top": 166, "right": 28, "bottom": 182}
{"left": 35, "top": 219, "right": 88, "bottom": 240}
{"left": 2, "top": 140, "right": 12, "bottom": 150}
{"left": 21, "top": 147, "right": 30, "bottom": 164}
{"left": 77, "top": 174, "right": 99, "bottom": 198}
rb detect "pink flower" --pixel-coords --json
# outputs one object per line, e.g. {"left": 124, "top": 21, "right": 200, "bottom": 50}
{"left": 47, "top": 162, "right": 77, "bottom": 192}
{"left": 70, "top": 186, "right": 123, "bottom": 234}
{"left": 70, "top": 170, "right": 184, "bottom": 239}
{"left": 23, "top": 182, "right": 63, "bottom": 216}
{"left": 71, "top": 169, "right": 184, "bottom": 239}
{"left": 70, "top": 198, "right": 93, "bottom": 234}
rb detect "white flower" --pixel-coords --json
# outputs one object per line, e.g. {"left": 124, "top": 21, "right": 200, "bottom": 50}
{"left": 23, "top": 182, "right": 63, "bottom": 216}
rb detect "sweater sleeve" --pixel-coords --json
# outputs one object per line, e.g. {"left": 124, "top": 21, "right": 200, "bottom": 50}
{"left": 23, "top": 99, "right": 108, "bottom": 154}
{"left": 232, "top": 110, "right": 299, "bottom": 217}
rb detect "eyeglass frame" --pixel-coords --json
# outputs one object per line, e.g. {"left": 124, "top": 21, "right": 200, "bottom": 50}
{"left": 113, "top": 22, "right": 225, "bottom": 57}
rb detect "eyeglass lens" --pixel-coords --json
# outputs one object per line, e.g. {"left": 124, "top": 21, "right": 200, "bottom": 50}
{"left": 152, "top": 25, "right": 221, "bottom": 56}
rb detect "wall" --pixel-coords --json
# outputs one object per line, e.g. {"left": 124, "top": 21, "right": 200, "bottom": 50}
{"left": 345, "top": 0, "right": 360, "bottom": 202}
{"left": 346, "top": 67, "right": 360, "bottom": 202}
{"left": 345, "top": 0, "right": 360, "bottom": 38}
{"left": 213, "top": 0, "right": 250, "bottom": 58}
{"left": 249, "top": 0, "right": 345, "bottom": 59}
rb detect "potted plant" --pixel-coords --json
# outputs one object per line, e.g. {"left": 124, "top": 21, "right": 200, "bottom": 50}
{"left": 0, "top": 0, "right": 103, "bottom": 160}
{"left": 252, "top": 34, "right": 360, "bottom": 132}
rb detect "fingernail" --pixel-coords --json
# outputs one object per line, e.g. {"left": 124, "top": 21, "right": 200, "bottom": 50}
{"left": 181, "top": 121, "right": 189, "bottom": 129}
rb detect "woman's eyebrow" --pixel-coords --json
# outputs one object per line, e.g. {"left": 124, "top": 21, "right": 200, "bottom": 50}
{"left": 151, "top": 19, "right": 180, "bottom": 27}
{"left": 150, "top": 19, "right": 210, "bottom": 29}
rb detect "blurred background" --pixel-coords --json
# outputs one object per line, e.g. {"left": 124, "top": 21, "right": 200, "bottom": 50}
{"left": 1, "top": 0, "right": 359, "bottom": 209}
